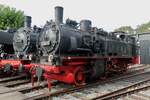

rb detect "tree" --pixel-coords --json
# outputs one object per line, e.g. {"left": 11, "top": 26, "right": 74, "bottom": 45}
{"left": 135, "top": 21, "right": 150, "bottom": 34}
{"left": 114, "top": 26, "right": 134, "bottom": 34}
{"left": 0, "top": 4, "right": 24, "bottom": 30}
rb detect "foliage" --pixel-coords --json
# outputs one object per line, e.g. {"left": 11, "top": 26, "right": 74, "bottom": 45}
{"left": 135, "top": 21, "right": 150, "bottom": 34}
{"left": 114, "top": 21, "right": 150, "bottom": 34}
{"left": 0, "top": 4, "right": 24, "bottom": 30}
{"left": 114, "top": 26, "right": 134, "bottom": 34}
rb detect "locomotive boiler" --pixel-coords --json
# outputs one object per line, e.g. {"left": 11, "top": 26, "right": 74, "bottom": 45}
{"left": 13, "top": 16, "right": 42, "bottom": 59}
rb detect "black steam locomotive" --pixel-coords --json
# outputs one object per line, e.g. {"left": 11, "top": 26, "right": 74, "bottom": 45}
{"left": 32, "top": 6, "right": 139, "bottom": 81}
{"left": 13, "top": 16, "right": 42, "bottom": 59}
{"left": 39, "top": 7, "right": 138, "bottom": 64}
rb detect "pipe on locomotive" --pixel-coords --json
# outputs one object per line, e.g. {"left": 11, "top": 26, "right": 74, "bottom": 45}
{"left": 24, "top": 16, "right": 32, "bottom": 28}
{"left": 55, "top": 6, "right": 64, "bottom": 24}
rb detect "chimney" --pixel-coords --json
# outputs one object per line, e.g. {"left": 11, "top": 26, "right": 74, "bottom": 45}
{"left": 24, "top": 16, "right": 32, "bottom": 28}
{"left": 55, "top": 6, "right": 63, "bottom": 24}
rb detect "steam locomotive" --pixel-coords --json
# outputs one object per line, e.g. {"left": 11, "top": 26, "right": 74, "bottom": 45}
{"left": 0, "top": 6, "right": 139, "bottom": 90}
{"left": 32, "top": 6, "right": 139, "bottom": 88}
{"left": 13, "top": 16, "right": 42, "bottom": 60}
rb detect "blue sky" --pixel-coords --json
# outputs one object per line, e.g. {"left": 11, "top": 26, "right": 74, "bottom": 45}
{"left": 0, "top": 0, "right": 149, "bottom": 31}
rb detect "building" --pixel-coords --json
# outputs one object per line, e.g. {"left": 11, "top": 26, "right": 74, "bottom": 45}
{"left": 137, "top": 33, "right": 150, "bottom": 64}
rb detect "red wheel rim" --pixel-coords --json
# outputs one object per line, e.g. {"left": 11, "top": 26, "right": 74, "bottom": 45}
{"left": 74, "top": 67, "right": 85, "bottom": 86}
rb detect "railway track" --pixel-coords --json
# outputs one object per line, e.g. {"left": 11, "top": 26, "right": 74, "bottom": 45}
{"left": 90, "top": 77, "right": 150, "bottom": 100}
{"left": 0, "top": 74, "right": 26, "bottom": 83}
{"left": 0, "top": 64, "right": 149, "bottom": 100}
{"left": 24, "top": 65, "right": 150, "bottom": 100}
{"left": 0, "top": 74, "right": 30, "bottom": 87}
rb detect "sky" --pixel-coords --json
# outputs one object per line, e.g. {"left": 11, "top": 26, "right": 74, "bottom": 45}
{"left": 0, "top": 0, "right": 150, "bottom": 31}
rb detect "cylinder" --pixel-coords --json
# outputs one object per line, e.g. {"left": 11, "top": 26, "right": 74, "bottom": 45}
{"left": 24, "top": 16, "right": 32, "bottom": 28}
{"left": 55, "top": 6, "right": 63, "bottom": 24}
{"left": 80, "top": 20, "right": 92, "bottom": 31}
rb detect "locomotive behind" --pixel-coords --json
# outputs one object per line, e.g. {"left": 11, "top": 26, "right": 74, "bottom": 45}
{"left": 13, "top": 16, "right": 42, "bottom": 60}
{"left": 0, "top": 29, "right": 15, "bottom": 59}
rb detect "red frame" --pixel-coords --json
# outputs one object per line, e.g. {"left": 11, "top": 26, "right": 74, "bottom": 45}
{"left": 0, "top": 55, "right": 139, "bottom": 90}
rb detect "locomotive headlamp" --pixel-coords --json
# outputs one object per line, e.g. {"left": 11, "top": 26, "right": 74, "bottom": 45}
{"left": 116, "top": 34, "right": 120, "bottom": 38}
